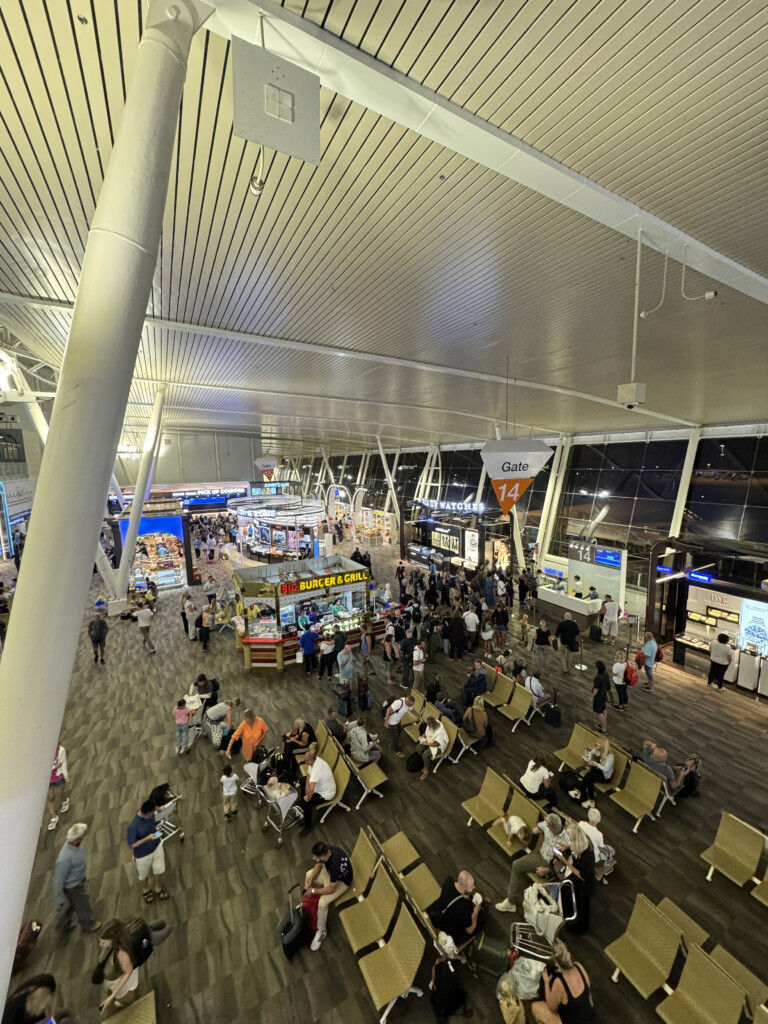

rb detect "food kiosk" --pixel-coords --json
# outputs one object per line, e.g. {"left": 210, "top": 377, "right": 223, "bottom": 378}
{"left": 108, "top": 499, "right": 194, "bottom": 600}
{"left": 233, "top": 554, "right": 388, "bottom": 671}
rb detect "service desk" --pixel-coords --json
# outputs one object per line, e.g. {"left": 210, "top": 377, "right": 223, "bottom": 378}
{"left": 237, "top": 616, "right": 387, "bottom": 671}
{"left": 535, "top": 588, "right": 602, "bottom": 631}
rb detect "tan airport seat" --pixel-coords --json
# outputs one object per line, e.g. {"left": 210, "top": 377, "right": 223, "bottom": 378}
{"left": 381, "top": 831, "right": 420, "bottom": 874}
{"left": 358, "top": 905, "right": 426, "bottom": 1020}
{"left": 609, "top": 761, "right": 662, "bottom": 833}
{"left": 498, "top": 684, "right": 533, "bottom": 732}
{"left": 554, "top": 722, "right": 602, "bottom": 771}
{"left": 317, "top": 758, "right": 352, "bottom": 823}
{"left": 411, "top": 690, "right": 426, "bottom": 715}
{"left": 701, "top": 812, "right": 765, "bottom": 886}
{"left": 350, "top": 759, "right": 389, "bottom": 810}
{"left": 337, "top": 829, "right": 379, "bottom": 906}
{"left": 405, "top": 703, "right": 439, "bottom": 744}
{"left": 401, "top": 862, "right": 441, "bottom": 913}
{"left": 487, "top": 784, "right": 542, "bottom": 858}
{"left": 339, "top": 863, "right": 399, "bottom": 953}
{"left": 710, "top": 944, "right": 768, "bottom": 1018}
{"left": 297, "top": 722, "right": 332, "bottom": 776}
{"left": 109, "top": 992, "right": 156, "bottom": 1024}
{"left": 460, "top": 767, "right": 510, "bottom": 827}
{"left": 656, "top": 945, "right": 745, "bottom": 1024}
{"left": 755, "top": 1005, "right": 768, "bottom": 1023}
{"left": 594, "top": 744, "right": 630, "bottom": 794}
{"left": 484, "top": 673, "right": 515, "bottom": 709}
{"left": 656, "top": 898, "right": 709, "bottom": 954}
{"left": 604, "top": 893, "right": 681, "bottom": 998}
{"left": 752, "top": 864, "right": 768, "bottom": 908}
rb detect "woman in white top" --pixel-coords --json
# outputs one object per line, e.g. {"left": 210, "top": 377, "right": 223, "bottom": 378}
{"left": 612, "top": 655, "right": 629, "bottom": 711}
{"left": 600, "top": 595, "right": 619, "bottom": 642}
{"left": 520, "top": 751, "right": 558, "bottom": 809}
{"left": 572, "top": 737, "right": 615, "bottom": 808}
{"left": 708, "top": 632, "right": 733, "bottom": 690}
{"left": 418, "top": 716, "right": 449, "bottom": 780}
{"left": 578, "top": 807, "right": 605, "bottom": 860}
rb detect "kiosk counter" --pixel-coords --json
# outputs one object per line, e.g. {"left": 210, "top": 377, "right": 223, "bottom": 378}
{"left": 232, "top": 554, "right": 387, "bottom": 671}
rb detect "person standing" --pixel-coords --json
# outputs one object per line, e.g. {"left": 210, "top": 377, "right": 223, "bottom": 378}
{"left": 126, "top": 801, "right": 169, "bottom": 903}
{"left": 533, "top": 619, "right": 553, "bottom": 677}
{"left": 337, "top": 642, "right": 356, "bottom": 687}
{"left": 462, "top": 607, "right": 479, "bottom": 651}
{"left": 412, "top": 640, "right": 426, "bottom": 688}
{"left": 600, "top": 594, "right": 620, "bottom": 644}
{"left": 299, "top": 626, "right": 318, "bottom": 675}
{"left": 555, "top": 612, "right": 580, "bottom": 675}
{"left": 200, "top": 603, "right": 212, "bottom": 653}
{"left": 203, "top": 574, "right": 217, "bottom": 605}
{"left": 53, "top": 823, "right": 101, "bottom": 933}
{"left": 385, "top": 695, "right": 415, "bottom": 758}
{"left": 447, "top": 611, "right": 465, "bottom": 661}
{"left": 592, "top": 660, "right": 610, "bottom": 734}
{"left": 46, "top": 744, "right": 70, "bottom": 831}
{"left": 220, "top": 765, "right": 239, "bottom": 820}
{"left": 707, "top": 631, "right": 733, "bottom": 691}
{"left": 193, "top": 536, "right": 201, "bottom": 560}
{"left": 88, "top": 611, "right": 109, "bottom": 665}
{"left": 612, "top": 653, "right": 629, "bottom": 711}
{"left": 641, "top": 631, "right": 659, "bottom": 691}
{"left": 332, "top": 624, "right": 347, "bottom": 670}
{"left": 179, "top": 592, "right": 190, "bottom": 636}
{"left": 184, "top": 593, "right": 198, "bottom": 642}
{"left": 225, "top": 709, "right": 269, "bottom": 762}
{"left": 133, "top": 602, "right": 156, "bottom": 654}
{"left": 172, "top": 699, "right": 192, "bottom": 754}
{"left": 399, "top": 630, "right": 416, "bottom": 689}
{"left": 318, "top": 634, "right": 336, "bottom": 679}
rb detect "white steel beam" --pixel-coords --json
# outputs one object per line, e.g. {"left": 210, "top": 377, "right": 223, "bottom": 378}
{"left": 541, "top": 436, "right": 573, "bottom": 561}
{"left": 207, "top": 0, "right": 768, "bottom": 308}
{"left": 376, "top": 435, "right": 400, "bottom": 520}
{"left": 668, "top": 428, "right": 701, "bottom": 541}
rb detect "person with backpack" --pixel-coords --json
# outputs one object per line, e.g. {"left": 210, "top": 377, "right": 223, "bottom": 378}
{"left": 384, "top": 695, "right": 415, "bottom": 758}
{"left": 87, "top": 611, "right": 109, "bottom": 665}
{"left": 96, "top": 917, "right": 171, "bottom": 1012}
{"left": 612, "top": 653, "right": 631, "bottom": 711}
{"left": 430, "top": 955, "right": 473, "bottom": 1023}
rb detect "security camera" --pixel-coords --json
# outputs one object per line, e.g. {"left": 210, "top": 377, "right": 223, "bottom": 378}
{"left": 249, "top": 176, "right": 265, "bottom": 198}
{"left": 625, "top": 402, "right": 638, "bottom": 410}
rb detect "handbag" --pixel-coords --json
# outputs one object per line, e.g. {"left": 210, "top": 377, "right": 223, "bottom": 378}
{"left": 295, "top": 649, "right": 304, "bottom": 664}
{"left": 91, "top": 948, "right": 112, "bottom": 985}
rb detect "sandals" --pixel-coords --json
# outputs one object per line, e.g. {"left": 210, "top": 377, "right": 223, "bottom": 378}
{"left": 47, "top": 816, "right": 59, "bottom": 831}
{"left": 156, "top": 888, "right": 170, "bottom": 901}
{"left": 142, "top": 889, "right": 155, "bottom": 904}
{"left": 60, "top": 799, "right": 70, "bottom": 813}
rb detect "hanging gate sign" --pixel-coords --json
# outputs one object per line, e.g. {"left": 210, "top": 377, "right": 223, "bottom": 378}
{"left": 480, "top": 438, "right": 553, "bottom": 514}
{"left": 254, "top": 456, "right": 277, "bottom": 481}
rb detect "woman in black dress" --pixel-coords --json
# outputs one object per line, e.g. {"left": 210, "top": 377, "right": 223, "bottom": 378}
{"left": 559, "top": 824, "right": 596, "bottom": 935}
{"left": 591, "top": 660, "right": 610, "bottom": 735}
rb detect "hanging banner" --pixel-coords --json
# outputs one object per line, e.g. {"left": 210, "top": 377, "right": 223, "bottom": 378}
{"left": 254, "top": 456, "right": 277, "bottom": 481}
{"left": 481, "top": 438, "right": 553, "bottom": 514}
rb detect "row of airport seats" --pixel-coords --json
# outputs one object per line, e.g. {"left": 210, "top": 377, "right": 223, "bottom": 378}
{"left": 701, "top": 811, "right": 768, "bottom": 903}
{"left": 399, "top": 689, "right": 475, "bottom": 768}
{"left": 482, "top": 662, "right": 548, "bottom": 732}
{"left": 298, "top": 720, "right": 391, "bottom": 818}
{"left": 554, "top": 722, "right": 675, "bottom": 833}
{"left": 605, "top": 892, "right": 768, "bottom": 1024}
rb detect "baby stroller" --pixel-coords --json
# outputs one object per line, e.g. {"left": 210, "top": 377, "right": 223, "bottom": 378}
{"left": 256, "top": 779, "right": 304, "bottom": 848}
{"left": 241, "top": 746, "right": 278, "bottom": 804}
{"left": 511, "top": 878, "right": 577, "bottom": 963}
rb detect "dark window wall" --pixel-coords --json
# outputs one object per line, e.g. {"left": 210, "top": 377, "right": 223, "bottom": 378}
{"left": 683, "top": 436, "right": 768, "bottom": 542}
{"left": 550, "top": 439, "right": 687, "bottom": 585}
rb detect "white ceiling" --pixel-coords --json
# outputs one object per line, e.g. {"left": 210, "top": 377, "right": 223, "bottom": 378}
{"left": 0, "top": 0, "right": 766, "bottom": 456}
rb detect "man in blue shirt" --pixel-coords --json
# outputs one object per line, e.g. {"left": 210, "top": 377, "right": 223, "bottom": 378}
{"left": 127, "top": 800, "right": 169, "bottom": 903}
{"left": 299, "top": 626, "right": 319, "bottom": 675}
{"left": 54, "top": 823, "right": 100, "bottom": 932}
{"left": 641, "top": 631, "right": 659, "bottom": 691}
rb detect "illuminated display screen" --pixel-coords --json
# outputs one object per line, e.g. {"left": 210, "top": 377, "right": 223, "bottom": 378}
{"left": 279, "top": 569, "right": 368, "bottom": 595}
{"left": 120, "top": 515, "right": 183, "bottom": 547}
{"left": 594, "top": 548, "right": 621, "bottom": 568}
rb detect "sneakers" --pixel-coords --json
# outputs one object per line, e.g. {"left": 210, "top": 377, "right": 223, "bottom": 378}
{"left": 494, "top": 898, "right": 516, "bottom": 913}
{"left": 568, "top": 789, "right": 582, "bottom": 800}
{"left": 581, "top": 799, "right": 595, "bottom": 809}
{"left": 310, "top": 929, "right": 327, "bottom": 951}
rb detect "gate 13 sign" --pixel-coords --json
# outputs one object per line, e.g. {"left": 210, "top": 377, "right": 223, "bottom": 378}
{"left": 480, "top": 438, "right": 553, "bottom": 515}
{"left": 280, "top": 569, "right": 368, "bottom": 595}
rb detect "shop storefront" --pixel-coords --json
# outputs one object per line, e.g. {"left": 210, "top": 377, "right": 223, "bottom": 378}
{"left": 109, "top": 499, "right": 194, "bottom": 600}
{"left": 229, "top": 497, "right": 325, "bottom": 563}
{"left": 108, "top": 481, "right": 249, "bottom": 515}
{"left": 402, "top": 500, "right": 488, "bottom": 574}
{"left": 647, "top": 537, "right": 768, "bottom": 697}
{"left": 233, "top": 555, "right": 387, "bottom": 670}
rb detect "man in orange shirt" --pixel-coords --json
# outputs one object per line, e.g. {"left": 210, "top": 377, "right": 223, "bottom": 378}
{"left": 225, "top": 709, "right": 268, "bottom": 761}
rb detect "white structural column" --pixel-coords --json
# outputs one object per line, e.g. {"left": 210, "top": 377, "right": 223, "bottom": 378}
{"left": 376, "top": 436, "right": 400, "bottom": 519}
{"left": 668, "top": 428, "right": 701, "bottom": 541}
{"left": 535, "top": 437, "right": 564, "bottom": 554}
{"left": 541, "top": 436, "right": 572, "bottom": 560}
{"left": 115, "top": 387, "right": 167, "bottom": 598}
{"left": 320, "top": 447, "right": 335, "bottom": 486}
{"left": 110, "top": 472, "right": 125, "bottom": 510}
{"left": 0, "top": 1, "right": 209, "bottom": 1000}
{"left": 383, "top": 449, "right": 400, "bottom": 513}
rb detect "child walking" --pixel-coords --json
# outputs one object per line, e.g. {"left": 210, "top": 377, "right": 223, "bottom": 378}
{"left": 220, "top": 764, "right": 239, "bottom": 820}
{"left": 519, "top": 613, "right": 530, "bottom": 647}
{"left": 173, "top": 699, "right": 191, "bottom": 754}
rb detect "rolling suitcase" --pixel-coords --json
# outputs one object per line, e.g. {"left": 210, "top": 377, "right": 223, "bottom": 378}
{"left": 278, "top": 883, "right": 312, "bottom": 960}
{"left": 544, "top": 688, "right": 561, "bottom": 727}
{"left": 589, "top": 624, "right": 603, "bottom": 643}
{"left": 357, "top": 676, "right": 371, "bottom": 711}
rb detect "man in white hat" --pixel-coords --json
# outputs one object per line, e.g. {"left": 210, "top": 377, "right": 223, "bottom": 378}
{"left": 53, "top": 823, "right": 100, "bottom": 932}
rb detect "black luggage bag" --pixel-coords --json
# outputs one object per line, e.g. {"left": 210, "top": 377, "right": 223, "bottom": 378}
{"left": 589, "top": 624, "right": 603, "bottom": 643}
{"left": 544, "top": 688, "right": 561, "bottom": 727}
{"left": 278, "top": 883, "right": 312, "bottom": 960}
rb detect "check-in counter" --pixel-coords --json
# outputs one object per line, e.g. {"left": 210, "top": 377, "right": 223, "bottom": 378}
{"left": 535, "top": 587, "right": 602, "bottom": 630}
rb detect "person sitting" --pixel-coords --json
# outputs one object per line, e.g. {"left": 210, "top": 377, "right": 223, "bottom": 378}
{"left": 429, "top": 871, "right": 484, "bottom": 947}
{"left": 493, "top": 811, "right": 533, "bottom": 850}
{"left": 524, "top": 673, "right": 550, "bottom": 710}
{"left": 496, "top": 814, "right": 566, "bottom": 914}
{"left": 570, "top": 737, "right": 614, "bottom": 809}
{"left": 462, "top": 665, "right": 488, "bottom": 708}
{"left": 281, "top": 718, "right": 316, "bottom": 777}
{"left": 557, "top": 824, "right": 596, "bottom": 935}
{"left": 324, "top": 707, "right": 347, "bottom": 742}
{"left": 462, "top": 696, "right": 489, "bottom": 746}
{"left": 531, "top": 938, "right": 597, "bottom": 1024}
{"left": 347, "top": 716, "right": 381, "bottom": 765}
{"left": 520, "top": 751, "right": 558, "bottom": 809}
{"left": 639, "top": 740, "right": 677, "bottom": 788}
{"left": 435, "top": 692, "right": 462, "bottom": 726}
{"left": 425, "top": 675, "right": 443, "bottom": 704}
{"left": 417, "top": 716, "right": 450, "bottom": 781}
{"left": 303, "top": 841, "right": 353, "bottom": 952}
